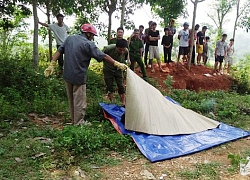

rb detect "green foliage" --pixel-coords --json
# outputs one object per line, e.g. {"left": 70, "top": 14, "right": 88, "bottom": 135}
{"left": 239, "top": 1, "right": 250, "bottom": 32}
{"left": 54, "top": 123, "right": 135, "bottom": 156}
{"left": 146, "top": 0, "right": 187, "bottom": 26}
{"left": 207, "top": 0, "right": 236, "bottom": 37}
{"left": 227, "top": 153, "right": 249, "bottom": 173}
{"left": 178, "top": 162, "right": 221, "bottom": 179}
{"left": 0, "top": 125, "right": 54, "bottom": 180}
{"left": 163, "top": 75, "right": 174, "bottom": 90}
{"left": 231, "top": 55, "right": 250, "bottom": 94}
{"left": 0, "top": 54, "right": 68, "bottom": 120}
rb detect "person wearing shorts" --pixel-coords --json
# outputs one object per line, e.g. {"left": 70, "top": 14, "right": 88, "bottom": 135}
{"left": 103, "top": 39, "right": 128, "bottom": 106}
{"left": 148, "top": 22, "right": 166, "bottom": 72}
{"left": 224, "top": 38, "right": 234, "bottom": 75}
{"left": 213, "top": 34, "right": 227, "bottom": 75}
{"left": 177, "top": 22, "right": 189, "bottom": 63}
{"left": 196, "top": 26, "right": 207, "bottom": 65}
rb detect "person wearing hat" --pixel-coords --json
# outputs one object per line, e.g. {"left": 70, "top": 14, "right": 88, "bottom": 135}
{"left": 103, "top": 39, "right": 130, "bottom": 106}
{"left": 44, "top": 24, "right": 127, "bottom": 125}
{"left": 177, "top": 22, "right": 190, "bottom": 63}
{"left": 39, "top": 14, "right": 70, "bottom": 74}
{"left": 196, "top": 26, "right": 208, "bottom": 65}
{"left": 127, "top": 29, "right": 147, "bottom": 79}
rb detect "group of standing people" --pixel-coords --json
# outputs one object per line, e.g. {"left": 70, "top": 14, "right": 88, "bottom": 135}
{"left": 41, "top": 14, "right": 235, "bottom": 126}
{"left": 176, "top": 22, "right": 235, "bottom": 75}
{"left": 42, "top": 14, "right": 128, "bottom": 125}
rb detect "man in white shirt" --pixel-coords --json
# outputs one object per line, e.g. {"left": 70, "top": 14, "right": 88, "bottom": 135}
{"left": 213, "top": 34, "right": 227, "bottom": 75}
{"left": 39, "top": 14, "right": 70, "bottom": 73}
{"left": 177, "top": 22, "right": 189, "bottom": 64}
{"left": 224, "top": 38, "right": 234, "bottom": 75}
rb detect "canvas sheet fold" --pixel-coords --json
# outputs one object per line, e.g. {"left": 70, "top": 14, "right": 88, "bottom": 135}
{"left": 125, "top": 69, "right": 220, "bottom": 135}
{"left": 100, "top": 102, "right": 250, "bottom": 162}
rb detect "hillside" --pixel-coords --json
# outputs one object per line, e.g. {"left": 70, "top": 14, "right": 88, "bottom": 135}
{"left": 137, "top": 62, "right": 233, "bottom": 91}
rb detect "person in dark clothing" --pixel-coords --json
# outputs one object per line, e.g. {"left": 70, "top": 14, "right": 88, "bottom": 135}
{"left": 161, "top": 28, "right": 173, "bottom": 63}
{"left": 190, "top": 24, "right": 200, "bottom": 65}
{"left": 144, "top": 21, "right": 153, "bottom": 67}
{"left": 196, "top": 26, "right": 207, "bottom": 65}
{"left": 44, "top": 24, "right": 127, "bottom": 125}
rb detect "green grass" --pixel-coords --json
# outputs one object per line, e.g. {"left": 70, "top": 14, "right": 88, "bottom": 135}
{"left": 0, "top": 125, "right": 54, "bottom": 179}
{"left": 177, "top": 162, "right": 221, "bottom": 180}
{"left": 0, "top": 58, "right": 250, "bottom": 179}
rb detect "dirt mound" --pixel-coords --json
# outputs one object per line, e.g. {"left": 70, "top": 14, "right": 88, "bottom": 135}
{"left": 138, "top": 62, "right": 233, "bottom": 91}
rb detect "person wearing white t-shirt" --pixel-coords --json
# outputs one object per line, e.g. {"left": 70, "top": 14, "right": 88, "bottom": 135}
{"left": 224, "top": 38, "right": 234, "bottom": 75}
{"left": 177, "top": 22, "right": 189, "bottom": 64}
{"left": 213, "top": 34, "right": 227, "bottom": 76}
{"left": 39, "top": 14, "right": 70, "bottom": 73}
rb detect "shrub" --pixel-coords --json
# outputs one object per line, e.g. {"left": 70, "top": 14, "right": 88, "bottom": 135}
{"left": 54, "top": 124, "right": 135, "bottom": 155}
{"left": 231, "top": 55, "right": 250, "bottom": 94}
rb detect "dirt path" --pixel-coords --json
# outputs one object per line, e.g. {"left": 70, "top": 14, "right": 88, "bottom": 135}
{"left": 98, "top": 137, "right": 250, "bottom": 180}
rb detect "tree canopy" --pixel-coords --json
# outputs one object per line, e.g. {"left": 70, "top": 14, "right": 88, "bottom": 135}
{"left": 146, "top": 0, "right": 187, "bottom": 26}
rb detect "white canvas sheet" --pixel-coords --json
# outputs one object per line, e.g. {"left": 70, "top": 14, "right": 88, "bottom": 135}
{"left": 125, "top": 69, "right": 220, "bottom": 135}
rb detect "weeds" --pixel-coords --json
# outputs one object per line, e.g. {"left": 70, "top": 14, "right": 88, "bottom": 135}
{"left": 178, "top": 162, "right": 221, "bottom": 180}
{"left": 0, "top": 54, "right": 250, "bottom": 179}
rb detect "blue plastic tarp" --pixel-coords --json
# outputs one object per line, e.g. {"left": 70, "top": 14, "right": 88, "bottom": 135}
{"left": 99, "top": 100, "right": 250, "bottom": 162}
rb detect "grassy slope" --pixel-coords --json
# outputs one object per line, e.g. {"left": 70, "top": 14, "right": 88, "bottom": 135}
{"left": 0, "top": 62, "right": 250, "bottom": 179}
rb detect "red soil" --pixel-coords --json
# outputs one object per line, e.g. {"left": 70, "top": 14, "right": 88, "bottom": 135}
{"left": 137, "top": 62, "right": 233, "bottom": 91}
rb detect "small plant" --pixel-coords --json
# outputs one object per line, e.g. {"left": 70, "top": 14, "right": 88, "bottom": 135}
{"left": 227, "top": 153, "right": 248, "bottom": 173}
{"left": 178, "top": 162, "right": 220, "bottom": 179}
{"left": 200, "top": 98, "right": 216, "bottom": 113}
{"left": 163, "top": 75, "right": 174, "bottom": 90}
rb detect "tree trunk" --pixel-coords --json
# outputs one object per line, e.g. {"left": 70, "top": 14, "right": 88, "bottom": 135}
{"left": 120, "top": 0, "right": 125, "bottom": 28}
{"left": 46, "top": 0, "right": 53, "bottom": 60}
{"left": 33, "top": 0, "right": 39, "bottom": 68}
{"left": 233, "top": 0, "right": 240, "bottom": 40}
{"left": 188, "top": 0, "right": 198, "bottom": 70}
{"left": 107, "top": 12, "right": 112, "bottom": 42}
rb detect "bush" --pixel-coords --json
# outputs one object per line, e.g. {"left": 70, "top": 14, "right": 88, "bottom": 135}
{"left": 54, "top": 124, "right": 135, "bottom": 155}
{"left": 0, "top": 56, "right": 67, "bottom": 120}
{"left": 231, "top": 55, "right": 250, "bottom": 94}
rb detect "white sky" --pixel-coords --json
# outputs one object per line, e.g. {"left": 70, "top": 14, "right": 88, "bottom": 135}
{"left": 33, "top": 0, "right": 249, "bottom": 58}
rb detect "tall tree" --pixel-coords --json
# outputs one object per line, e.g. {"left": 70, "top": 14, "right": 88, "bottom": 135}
{"left": 146, "top": 0, "right": 187, "bottom": 26}
{"left": 118, "top": 0, "right": 143, "bottom": 29}
{"left": 235, "top": 0, "right": 250, "bottom": 35}
{"left": 207, "top": 0, "right": 236, "bottom": 37}
{"left": 188, "top": 0, "right": 205, "bottom": 70}
{"left": 0, "top": 1, "right": 31, "bottom": 59}
{"left": 33, "top": 0, "right": 39, "bottom": 67}
{"left": 101, "top": 0, "right": 117, "bottom": 41}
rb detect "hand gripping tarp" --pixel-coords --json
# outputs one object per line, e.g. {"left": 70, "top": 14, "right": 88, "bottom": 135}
{"left": 125, "top": 69, "right": 219, "bottom": 135}
{"left": 100, "top": 103, "right": 250, "bottom": 162}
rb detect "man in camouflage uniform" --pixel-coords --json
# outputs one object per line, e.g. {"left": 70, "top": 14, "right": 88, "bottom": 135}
{"left": 103, "top": 39, "right": 129, "bottom": 106}
{"left": 128, "top": 29, "right": 147, "bottom": 79}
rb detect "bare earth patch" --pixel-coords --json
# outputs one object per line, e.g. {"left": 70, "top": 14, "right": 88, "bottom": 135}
{"left": 98, "top": 138, "right": 250, "bottom": 180}
{"left": 138, "top": 62, "right": 233, "bottom": 91}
